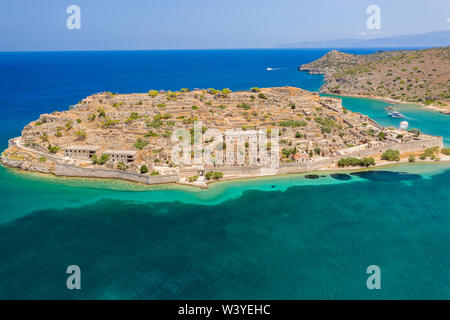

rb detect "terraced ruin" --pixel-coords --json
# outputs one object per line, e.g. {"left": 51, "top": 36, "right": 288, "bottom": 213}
{"left": 1, "top": 86, "right": 443, "bottom": 187}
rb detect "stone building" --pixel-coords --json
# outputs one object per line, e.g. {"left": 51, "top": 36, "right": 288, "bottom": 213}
{"left": 104, "top": 149, "right": 137, "bottom": 163}
{"left": 64, "top": 145, "right": 100, "bottom": 159}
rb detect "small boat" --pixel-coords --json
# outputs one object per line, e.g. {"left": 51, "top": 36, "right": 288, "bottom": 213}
{"left": 385, "top": 105, "right": 395, "bottom": 111}
{"left": 388, "top": 111, "right": 406, "bottom": 118}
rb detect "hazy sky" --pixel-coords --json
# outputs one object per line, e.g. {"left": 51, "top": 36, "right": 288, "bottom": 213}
{"left": 0, "top": 0, "right": 449, "bottom": 51}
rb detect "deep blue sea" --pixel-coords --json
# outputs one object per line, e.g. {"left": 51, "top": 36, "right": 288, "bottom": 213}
{"left": 0, "top": 49, "right": 448, "bottom": 299}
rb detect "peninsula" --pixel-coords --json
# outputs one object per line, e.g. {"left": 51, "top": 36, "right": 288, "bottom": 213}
{"left": 299, "top": 47, "right": 450, "bottom": 113}
{"left": 1, "top": 87, "right": 444, "bottom": 187}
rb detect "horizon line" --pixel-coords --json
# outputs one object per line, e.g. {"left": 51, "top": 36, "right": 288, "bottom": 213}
{"left": 0, "top": 46, "right": 435, "bottom": 53}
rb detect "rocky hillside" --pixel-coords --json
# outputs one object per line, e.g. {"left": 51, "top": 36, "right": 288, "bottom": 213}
{"left": 299, "top": 47, "right": 450, "bottom": 111}
{"left": 2, "top": 87, "right": 402, "bottom": 174}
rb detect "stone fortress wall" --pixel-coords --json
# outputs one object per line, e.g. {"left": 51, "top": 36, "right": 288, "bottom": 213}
{"left": 3, "top": 135, "right": 444, "bottom": 186}
{"left": 54, "top": 163, "right": 179, "bottom": 185}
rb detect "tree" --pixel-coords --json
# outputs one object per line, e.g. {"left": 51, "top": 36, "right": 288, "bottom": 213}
{"left": 258, "top": 93, "right": 268, "bottom": 100}
{"left": 117, "top": 161, "right": 128, "bottom": 170}
{"left": 140, "top": 165, "right": 148, "bottom": 174}
{"left": 441, "top": 148, "right": 450, "bottom": 155}
{"left": 205, "top": 171, "right": 223, "bottom": 180}
{"left": 338, "top": 157, "right": 375, "bottom": 167}
{"left": 134, "top": 138, "right": 148, "bottom": 150}
{"left": 148, "top": 90, "right": 158, "bottom": 97}
{"left": 92, "top": 154, "right": 109, "bottom": 165}
{"left": 47, "top": 145, "right": 60, "bottom": 154}
{"left": 378, "top": 132, "right": 386, "bottom": 141}
{"left": 381, "top": 149, "right": 400, "bottom": 161}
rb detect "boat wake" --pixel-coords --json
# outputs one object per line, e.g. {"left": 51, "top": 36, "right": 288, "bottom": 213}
{"left": 265, "top": 66, "right": 295, "bottom": 71}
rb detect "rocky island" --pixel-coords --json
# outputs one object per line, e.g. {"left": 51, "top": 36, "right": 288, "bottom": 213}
{"left": 299, "top": 47, "right": 450, "bottom": 113}
{"left": 1, "top": 86, "right": 444, "bottom": 187}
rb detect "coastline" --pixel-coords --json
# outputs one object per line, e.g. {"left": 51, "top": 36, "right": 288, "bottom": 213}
{"left": 3, "top": 155, "right": 449, "bottom": 191}
{"left": 323, "top": 91, "right": 450, "bottom": 114}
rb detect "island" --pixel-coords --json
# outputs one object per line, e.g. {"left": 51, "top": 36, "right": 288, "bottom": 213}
{"left": 299, "top": 47, "right": 450, "bottom": 113}
{"left": 1, "top": 86, "right": 445, "bottom": 187}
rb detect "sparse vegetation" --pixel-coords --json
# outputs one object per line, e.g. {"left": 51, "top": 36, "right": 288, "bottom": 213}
{"left": 134, "top": 138, "right": 148, "bottom": 150}
{"left": 381, "top": 149, "right": 400, "bottom": 161}
{"left": 337, "top": 157, "right": 375, "bottom": 167}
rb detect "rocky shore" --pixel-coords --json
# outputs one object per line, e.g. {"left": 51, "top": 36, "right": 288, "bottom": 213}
{"left": 299, "top": 47, "right": 450, "bottom": 114}
{"left": 1, "top": 86, "right": 445, "bottom": 187}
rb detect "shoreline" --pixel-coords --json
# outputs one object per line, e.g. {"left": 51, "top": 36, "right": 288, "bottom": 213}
{"left": 321, "top": 91, "right": 450, "bottom": 114}
{"left": 3, "top": 156, "right": 449, "bottom": 191}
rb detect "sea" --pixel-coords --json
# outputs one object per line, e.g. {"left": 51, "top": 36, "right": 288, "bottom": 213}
{"left": 0, "top": 49, "right": 448, "bottom": 299}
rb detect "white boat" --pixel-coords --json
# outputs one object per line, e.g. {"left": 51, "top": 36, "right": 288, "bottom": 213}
{"left": 399, "top": 121, "right": 409, "bottom": 130}
{"left": 388, "top": 111, "right": 406, "bottom": 118}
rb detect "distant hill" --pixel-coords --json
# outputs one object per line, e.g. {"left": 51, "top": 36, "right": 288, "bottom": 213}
{"left": 299, "top": 47, "right": 450, "bottom": 113}
{"left": 281, "top": 31, "right": 450, "bottom": 48}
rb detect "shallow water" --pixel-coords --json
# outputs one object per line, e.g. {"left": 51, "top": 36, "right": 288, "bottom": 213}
{"left": 0, "top": 162, "right": 449, "bottom": 299}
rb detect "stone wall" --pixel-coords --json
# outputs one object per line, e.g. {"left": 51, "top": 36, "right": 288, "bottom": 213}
{"left": 346, "top": 136, "right": 443, "bottom": 158}
{"left": 181, "top": 136, "right": 444, "bottom": 177}
{"left": 54, "top": 163, "right": 179, "bottom": 185}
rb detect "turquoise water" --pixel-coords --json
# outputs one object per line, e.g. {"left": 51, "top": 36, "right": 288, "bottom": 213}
{"left": 0, "top": 162, "right": 449, "bottom": 299}
{"left": 330, "top": 96, "right": 450, "bottom": 146}
{"left": 0, "top": 50, "right": 449, "bottom": 299}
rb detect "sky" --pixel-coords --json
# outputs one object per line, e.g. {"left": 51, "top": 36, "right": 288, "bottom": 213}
{"left": 0, "top": 0, "right": 449, "bottom": 51}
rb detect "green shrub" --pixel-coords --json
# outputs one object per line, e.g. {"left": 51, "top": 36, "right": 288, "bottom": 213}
{"left": 126, "top": 112, "right": 140, "bottom": 122}
{"left": 441, "top": 148, "right": 450, "bottom": 155}
{"left": 381, "top": 149, "right": 400, "bottom": 161}
{"left": 279, "top": 120, "right": 307, "bottom": 128}
{"left": 419, "top": 146, "right": 439, "bottom": 159}
{"left": 205, "top": 171, "right": 223, "bottom": 180}
{"left": 140, "top": 165, "right": 148, "bottom": 174}
{"left": 337, "top": 157, "right": 375, "bottom": 167}
{"left": 148, "top": 90, "right": 159, "bottom": 97}
{"left": 92, "top": 154, "right": 109, "bottom": 165}
{"left": 188, "top": 175, "right": 199, "bottom": 182}
{"left": 75, "top": 130, "right": 87, "bottom": 141}
{"left": 97, "top": 108, "right": 106, "bottom": 117}
{"left": 117, "top": 162, "right": 128, "bottom": 170}
{"left": 250, "top": 87, "right": 261, "bottom": 92}
{"left": 237, "top": 103, "right": 251, "bottom": 110}
{"left": 134, "top": 138, "right": 148, "bottom": 150}
{"left": 408, "top": 155, "right": 416, "bottom": 162}
{"left": 150, "top": 171, "right": 159, "bottom": 176}
{"left": 145, "top": 130, "right": 158, "bottom": 137}
{"left": 258, "top": 93, "right": 268, "bottom": 100}
{"left": 47, "top": 145, "right": 60, "bottom": 154}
